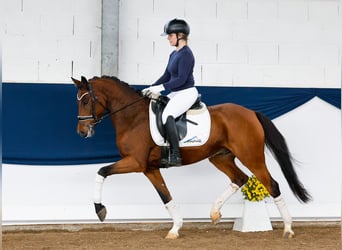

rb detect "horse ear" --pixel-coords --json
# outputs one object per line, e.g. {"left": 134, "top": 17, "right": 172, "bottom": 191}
{"left": 81, "top": 76, "right": 88, "bottom": 85}
{"left": 71, "top": 77, "right": 81, "bottom": 88}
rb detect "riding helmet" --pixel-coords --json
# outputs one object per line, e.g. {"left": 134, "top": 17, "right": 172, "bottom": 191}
{"left": 161, "top": 18, "right": 190, "bottom": 36}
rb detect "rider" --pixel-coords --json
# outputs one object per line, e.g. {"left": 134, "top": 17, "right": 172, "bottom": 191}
{"left": 142, "top": 18, "right": 198, "bottom": 166}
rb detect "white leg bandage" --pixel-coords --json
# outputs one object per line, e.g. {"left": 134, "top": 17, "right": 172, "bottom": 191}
{"left": 94, "top": 174, "right": 105, "bottom": 204}
{"left": 211, "top": 183, "right": 239, "bottom": 213}
{"left": 274, "top": 195, "right": 292, "bottom": 225}
{"left": 274, "top": 195, "right": 294, "bottom": 237}
{"left": 165, "top": 200, "right": 183, "bottom": 235}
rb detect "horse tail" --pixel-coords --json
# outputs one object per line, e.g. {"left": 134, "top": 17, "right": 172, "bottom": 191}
{"left": 255, "top": 111, "right": 311, "bottom": 203}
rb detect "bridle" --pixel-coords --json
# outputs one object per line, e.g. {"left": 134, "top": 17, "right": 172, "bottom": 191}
{"left": 77, "top": 80, "right": 104, "bottom": 125}
{"left": 77, "top": 80, "right": 145, "bottom": 126}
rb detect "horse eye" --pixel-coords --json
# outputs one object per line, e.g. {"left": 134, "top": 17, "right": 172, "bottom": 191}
{"left": 81, "top": 97, "right": 90, "bottom": 105}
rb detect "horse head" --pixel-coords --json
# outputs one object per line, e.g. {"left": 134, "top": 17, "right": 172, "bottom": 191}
{"left": 72, "top": 76, "right": 108, "bottom": 138}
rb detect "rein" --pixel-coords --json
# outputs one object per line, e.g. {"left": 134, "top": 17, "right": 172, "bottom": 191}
{"left": 77, "top": 81, "right": 145, "bottom": 126}
{"left": 100, "top": 96, "right": 145, "bottom": 121}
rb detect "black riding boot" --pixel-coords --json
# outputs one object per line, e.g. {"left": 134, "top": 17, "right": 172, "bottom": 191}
{"left": 165, "top": 116, "right": 182, "bottom": 166}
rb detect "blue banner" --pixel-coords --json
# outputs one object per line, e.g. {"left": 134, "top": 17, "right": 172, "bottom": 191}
{"left": 3, "top": 83, "right": 340, "bottom": 165}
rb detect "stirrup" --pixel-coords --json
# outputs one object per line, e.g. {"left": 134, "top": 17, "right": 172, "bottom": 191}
{"left": 159, "top": 151, "right": 182, "bottom": 167}
{"left": 159, "top": 154, "right": 182, "bottom": 167}
{"left": 169, "top": 153, "right": 182, "bottom": 166}
{"left": 160, "top": 146, "right": 169, "bottom": 168}
{"left": 160, "top": 158, "right": 169, "bottom": 167}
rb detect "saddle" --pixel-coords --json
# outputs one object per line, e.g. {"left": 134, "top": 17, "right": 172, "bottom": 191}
{"left": 151, "top": 95, "right": 203, "bottom": 141}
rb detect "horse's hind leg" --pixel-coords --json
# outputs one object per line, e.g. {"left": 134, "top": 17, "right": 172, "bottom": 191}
{"left": 210, "top": 150, "right": 294, "bottom": 237}
{"left": 253, "top": 168, "right": 294, "bottom": 238}
{"left": 144, "top": 168, "right": 183, "bottom": 239}
{"left": 240, "top": 154, "right": 294, "bottom": 238}
{"left": 209, "top": 150, "right": 249, "bottom": 224}
{"left": 273, "top": 195, "right": 294, "bottom": 238}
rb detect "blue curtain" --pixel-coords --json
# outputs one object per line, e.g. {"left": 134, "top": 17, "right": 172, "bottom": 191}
{"left": 3, "top": 83, "right": 340, "bottom": 165}
{"left": 199, "top": 87, "right": 341, "bottom": 119}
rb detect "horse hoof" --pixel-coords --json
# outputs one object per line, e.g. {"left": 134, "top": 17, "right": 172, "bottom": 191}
{"left": 210, "top": 211, "right": 222, "bottom": 225}
{"left": 283, "top": 230, "right": 295, "bottom": 239}
{"left": 94, "top": 203, "right": 107, "bottom": 222}
{"left": 165, "top": 232, "right": 179, "bottom": 239}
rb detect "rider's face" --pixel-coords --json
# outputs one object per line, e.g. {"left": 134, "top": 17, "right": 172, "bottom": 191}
{"left": 167, "top": 33, "right": 177, "bottom": 46}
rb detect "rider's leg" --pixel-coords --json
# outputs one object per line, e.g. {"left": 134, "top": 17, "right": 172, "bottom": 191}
{"left": 164, "top": 115, "right": 182, "bottom": 166}
{"left": 162, "top": 87, "right": 198, "bottom": 166}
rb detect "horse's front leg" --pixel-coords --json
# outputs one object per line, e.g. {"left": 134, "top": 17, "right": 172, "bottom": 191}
{"left": 94, "top": 156, "right": 144, "bottom": 222}
{"left": 144, "top": 169, "right": 183, "bottom": 239}
{"left": 94, "top": 173, "right": 107, "bottom": 221}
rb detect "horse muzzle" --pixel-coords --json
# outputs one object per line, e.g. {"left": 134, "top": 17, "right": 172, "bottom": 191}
{"left": 77, "top": 123, "right": 95, "bottom": 138}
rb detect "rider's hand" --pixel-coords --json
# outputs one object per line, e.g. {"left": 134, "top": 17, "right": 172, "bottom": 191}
{"left": 142, "top": 84, "right": 165, "bottom": 98}
{"left": 141, "top": 87, "right": 150, "bottom": 96}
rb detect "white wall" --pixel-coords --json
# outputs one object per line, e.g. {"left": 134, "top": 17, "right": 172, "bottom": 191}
{"left": 118, "top": 0, "right": 342, "bottom": 87}
{"left": 2, "top": 0, "right": 102, "bottom": 83}
{"left": 2, "top": 0, "right": 342, "bottom": 87}
{"left": 3, "top": 98, "right": 341, "bottom": 224}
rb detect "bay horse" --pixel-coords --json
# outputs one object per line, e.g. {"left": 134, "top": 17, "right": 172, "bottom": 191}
{"left": 72, "top": 75, "right": 311, "bottom": 239}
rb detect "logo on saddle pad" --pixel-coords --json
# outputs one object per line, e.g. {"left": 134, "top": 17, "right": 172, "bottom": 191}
{"left": 149, "top": 96, "right": 211, "bottom": 147}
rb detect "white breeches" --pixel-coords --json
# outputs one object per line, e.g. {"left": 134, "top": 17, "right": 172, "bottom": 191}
{"left": 162, "top": 87, "right": 198, "bottom": 124}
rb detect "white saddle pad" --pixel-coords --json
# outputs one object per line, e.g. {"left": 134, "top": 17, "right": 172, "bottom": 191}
{"left": 149, "top": 101, "right": 211, "bottom": 147}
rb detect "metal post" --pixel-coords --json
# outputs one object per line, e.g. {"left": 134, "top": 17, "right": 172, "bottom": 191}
{"left": 101, "top": 0, "right": 119, "bottom": 76}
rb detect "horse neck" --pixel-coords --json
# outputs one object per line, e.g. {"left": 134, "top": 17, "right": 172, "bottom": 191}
{"left": 99, "top": 79, "right": 148, "bottom": 129}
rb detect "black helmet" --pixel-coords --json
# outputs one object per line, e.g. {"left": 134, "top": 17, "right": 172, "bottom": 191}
{"left": 161, "top": 18, "right": 190, "bottom": 36}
